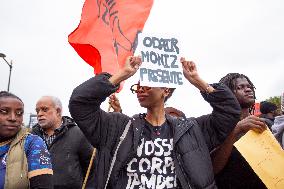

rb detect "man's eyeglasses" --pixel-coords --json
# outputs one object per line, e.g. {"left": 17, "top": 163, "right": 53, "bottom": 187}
{"left": 130, "top": 84, "right": 151, "bottom": 94}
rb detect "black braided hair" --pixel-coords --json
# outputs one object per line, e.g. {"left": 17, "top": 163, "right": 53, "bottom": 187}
{"left": 219, "top": 73, "right": 256, "bottom": 114}
{"left": 0, "top": 91, "right": 23, "bottom": 103}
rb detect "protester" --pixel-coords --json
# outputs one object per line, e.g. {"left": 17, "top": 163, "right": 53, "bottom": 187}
{"left": 212, "top": 73, "right": 267, "bottom": 189}
{"left": 272, "top": 92, "right": 284, "bottom": 149}
{"left": 0, "top": 91, "right": 53, "bottom": 189}
{"left": 259, "top": 101, "right": 278, "bottom": 129}
{"left": 69, "top": 56, "right": 240, "bottom": 189}
{"left": 31, "top": 96, "right": 94, "bottom": 189}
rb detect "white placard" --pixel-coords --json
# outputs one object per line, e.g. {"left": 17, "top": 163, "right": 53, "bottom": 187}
{"left": 135, "top": 34, "right": 184, "bottom": 88}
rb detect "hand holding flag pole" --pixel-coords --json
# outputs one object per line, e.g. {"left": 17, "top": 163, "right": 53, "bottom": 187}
{"left": 108, "top": 94, "right": 122, "bottom": 113}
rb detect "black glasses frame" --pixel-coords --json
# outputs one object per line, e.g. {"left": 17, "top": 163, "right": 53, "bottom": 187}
{"left": 130, "top": 84, "right": 151, "bottom": 94}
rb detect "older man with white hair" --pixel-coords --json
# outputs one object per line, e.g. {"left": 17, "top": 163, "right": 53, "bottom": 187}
{"left": 32, "top": 96, "right": 95, "bottom": 189}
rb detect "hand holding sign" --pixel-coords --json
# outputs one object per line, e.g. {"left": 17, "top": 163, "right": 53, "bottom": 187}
{"left": 109, "top": 56, "right": 142, "bottom": 85}
{"left": 235, "top": 115, "right": 267, "bottom": 135}
{"left": 181, "top": 57, "right": 215, "bottom": 93}
{"left": 181, "top": 57, "right": 199, "bottom": 82}
{"left": 124, "top": 56, "right": 142, "bottom": 77}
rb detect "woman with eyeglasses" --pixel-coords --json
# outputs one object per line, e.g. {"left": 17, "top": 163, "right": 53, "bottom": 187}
{"left": 0, "top": 91, "right": 53, "bottom": 189}
{"left": 69, "top": 56, "right": 241, "bottom": 189}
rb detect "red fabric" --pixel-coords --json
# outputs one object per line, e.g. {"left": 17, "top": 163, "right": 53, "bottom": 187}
{"left": 68, "top": 0, "right": 153, "bottom": 75}
{"left": 254, "top": 102, "right": 261, "bottom": 116}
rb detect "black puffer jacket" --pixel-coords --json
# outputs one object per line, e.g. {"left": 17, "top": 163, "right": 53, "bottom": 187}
{"left": 32, "top": 116, "right": 95, "bottom": 189}
{"left": 69, "top": 73, "right": 241, "bottom": 189}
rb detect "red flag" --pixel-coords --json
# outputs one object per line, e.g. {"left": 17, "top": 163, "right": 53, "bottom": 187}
{"left": 68, "top": 0, "right": 153, "bottom": 75}
{"left": 254, "top": 102, "right": 261, "bottom": 116}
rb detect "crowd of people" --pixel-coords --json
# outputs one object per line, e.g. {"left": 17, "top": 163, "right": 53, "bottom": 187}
{"left": 0, "top": 56, "right": 283, "bottom": 189}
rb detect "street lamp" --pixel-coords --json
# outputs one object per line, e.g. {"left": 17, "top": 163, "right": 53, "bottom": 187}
{"left": 0, "top": 53, "right": 13, "bottom": 92}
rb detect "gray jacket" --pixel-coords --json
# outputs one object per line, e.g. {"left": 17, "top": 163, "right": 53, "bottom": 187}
{"left": 272, "top": 115, "right": 284, "bottom": 149}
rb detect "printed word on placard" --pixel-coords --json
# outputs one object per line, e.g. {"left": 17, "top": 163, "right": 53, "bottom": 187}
{"left": 137, "top": 34, "right": 184, "bottom": 88}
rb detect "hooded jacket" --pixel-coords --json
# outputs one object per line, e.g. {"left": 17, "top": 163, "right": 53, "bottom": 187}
{"left": 32, "top": 116, "right": 94, "bottom": 189}
{"left": 69, "top": 73, "right": 241, "bottom": 189}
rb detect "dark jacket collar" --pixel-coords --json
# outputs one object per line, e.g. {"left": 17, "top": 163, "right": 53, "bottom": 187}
{"left": 132, "top": 113, "right": 196, "bottom": 146}
{"left": 32, "top": 116, "right": 76, "bottom": 136}
{"left": 165, "top": 114, "right": 196, "bottom": 144}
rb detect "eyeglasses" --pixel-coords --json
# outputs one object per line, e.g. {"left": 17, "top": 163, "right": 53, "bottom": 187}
{"left": 130, "top": 84, "right": 151, "bottom": 94}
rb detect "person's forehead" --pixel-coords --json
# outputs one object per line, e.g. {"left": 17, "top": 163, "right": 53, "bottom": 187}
{"left": 36, "top": 97, "right": 54, "bottom": 107}
{"left": 0, "top": 97, "right": 23, "bottom": 108}
{"left": 235, "top": 77, "right": 250, "bottom": 85}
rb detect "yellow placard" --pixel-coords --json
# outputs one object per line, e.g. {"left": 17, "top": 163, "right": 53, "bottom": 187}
{"left": 234, "top": 129, "right": 284, "bottom": 189}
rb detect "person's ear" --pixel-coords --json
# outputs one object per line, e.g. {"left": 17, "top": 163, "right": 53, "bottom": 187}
{"left": 56, "top": 107, "right": 62, "bottom": 116}
{"left": 164, "top": 88, "right": 170, "bottom": 97}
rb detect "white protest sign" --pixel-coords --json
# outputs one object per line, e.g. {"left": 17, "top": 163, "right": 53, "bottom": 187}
{"left": 135, "top": 34, "right": 184, "bottom": 88}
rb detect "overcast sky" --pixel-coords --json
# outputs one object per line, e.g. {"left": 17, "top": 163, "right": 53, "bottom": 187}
{"left": 0, "top": 0, "right": 283, "bottom": 125}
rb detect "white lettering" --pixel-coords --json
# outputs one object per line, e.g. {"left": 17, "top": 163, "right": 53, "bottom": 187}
{"left": 126, "top": 137, "right": 176, "bottom": 189}
{"left": 127, "top": 158, "right": 138, "bottom": 173}
{"left": 164, "top": 157, "right": 175, "bottom": 174}
{"left": 137, "top": 138, "right": 145, "bottom": 157}
{"left": 139, "top": 158, "right": 151, "bottom": 173}
{"left": 162, "top": 139, "right": 173, "bottom": 156}
{"left": 154, "top": 138, "right": 163, "bottom": 156}
{"left": 150, "top": 157, "right": 163, "bottom": 174}
{"left": 145, "top": 140, "right": 154, "bottom": 155}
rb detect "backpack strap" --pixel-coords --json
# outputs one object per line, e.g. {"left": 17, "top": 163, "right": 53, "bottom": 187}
{"left": 104, "top": 119, "right": 132, "bottom": 189}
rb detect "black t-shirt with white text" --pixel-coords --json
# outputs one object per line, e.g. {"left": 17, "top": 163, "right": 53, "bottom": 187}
{"left": 116, "top": 120, "right": 177, "bottom": 189}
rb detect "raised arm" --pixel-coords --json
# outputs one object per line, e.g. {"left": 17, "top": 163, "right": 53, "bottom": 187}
{"left": 181, "top": 57, "right": 215, "bottom": 93}
{"left": 181, "top": 57, "right": 241, "bottom": 151}
{"left": 69, "top": 56, "right": 141, "bottom": 148}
